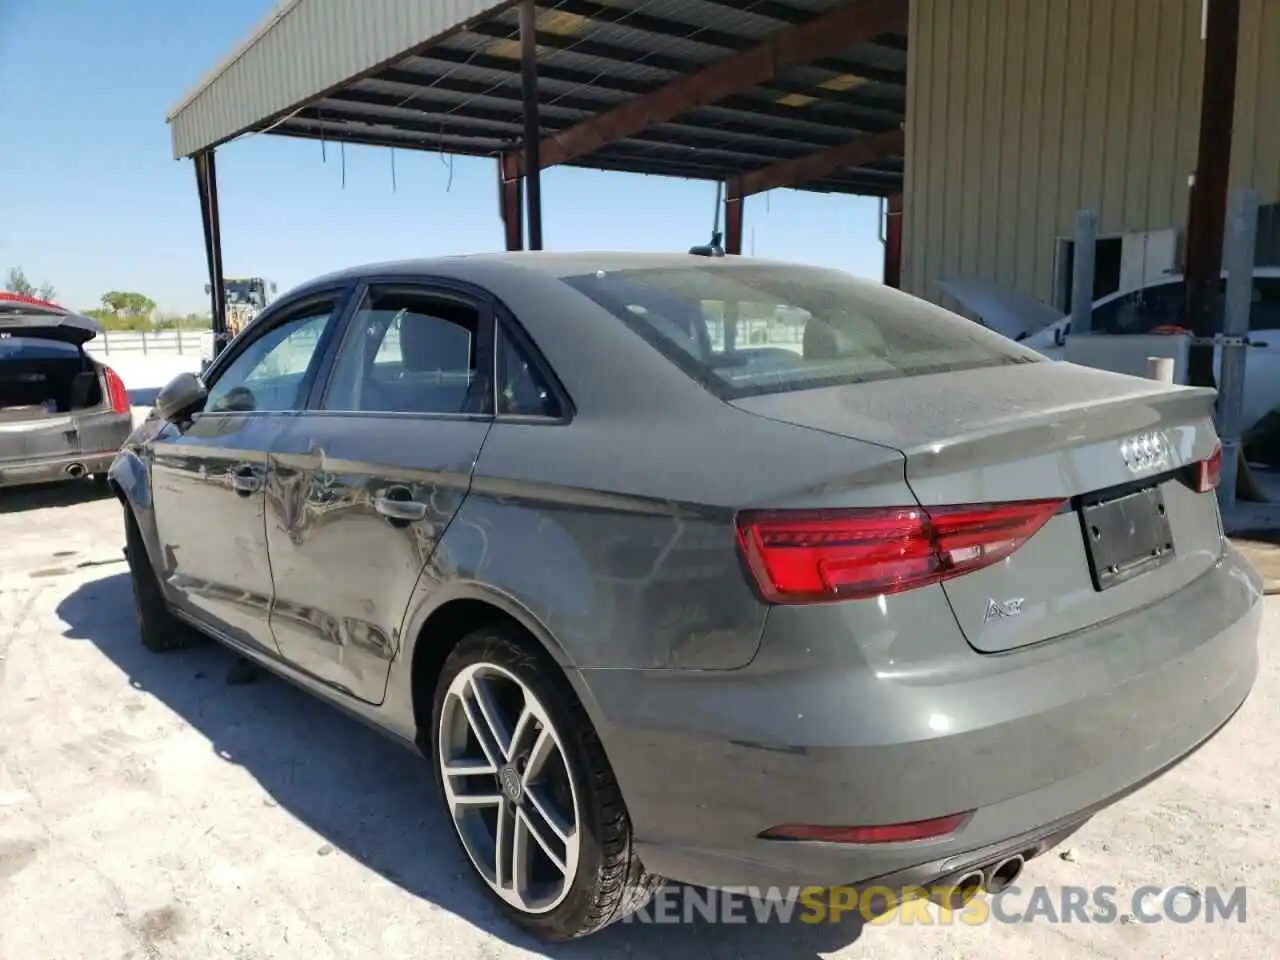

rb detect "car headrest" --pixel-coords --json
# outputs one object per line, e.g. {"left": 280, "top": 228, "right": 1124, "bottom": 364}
{"left": 399, "top": 310, "right": 473, "bottom": 373}
{"left": 802, "top": 316, "right": 887, "bottom": 360}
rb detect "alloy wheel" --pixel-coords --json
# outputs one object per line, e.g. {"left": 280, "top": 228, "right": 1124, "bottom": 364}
{"left": 438, "top": 661, "right": 582, "bottom": 914}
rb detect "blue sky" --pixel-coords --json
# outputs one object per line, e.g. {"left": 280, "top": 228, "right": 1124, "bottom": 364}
{"left": 0, "top": 0, "right": 886, "bottom": 315}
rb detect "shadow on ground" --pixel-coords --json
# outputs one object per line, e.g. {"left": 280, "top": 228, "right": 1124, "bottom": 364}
{"left": 0, "top": 478, "right": 114, "bottom": 513}
{"left": 56, "top": 572, "right": 865, "bottom": 959}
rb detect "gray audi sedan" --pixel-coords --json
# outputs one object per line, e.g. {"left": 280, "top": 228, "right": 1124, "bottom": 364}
{"left": 110, "top": 252, "right": 1261, "bottom": 941}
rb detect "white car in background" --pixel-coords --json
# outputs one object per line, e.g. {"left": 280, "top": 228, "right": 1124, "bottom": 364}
{"left": 942, "top": 267, "right": 1280, "bottom": 434}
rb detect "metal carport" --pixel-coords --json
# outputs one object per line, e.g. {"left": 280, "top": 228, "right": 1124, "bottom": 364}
{"left": 167, "top": 0, "right": 909, "bottom": 349}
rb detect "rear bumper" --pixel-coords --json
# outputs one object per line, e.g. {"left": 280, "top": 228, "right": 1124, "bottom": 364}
{"left": 575, "top": 544, "right": 1262, "bottom": 889}
{"left": 0, "top": 408, "right": 132, "bottom": 489}
{"left": 0, "top": 449, "right": 120, "bottom": 487}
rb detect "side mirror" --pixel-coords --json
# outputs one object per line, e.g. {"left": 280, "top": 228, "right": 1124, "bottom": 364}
{"left": 154, "top": 372, "right": 208, "bottom": 423}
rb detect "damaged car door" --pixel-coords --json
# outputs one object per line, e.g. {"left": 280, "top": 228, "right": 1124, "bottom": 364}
{"left": 148, "top": 293, "right": 347, "bottom": 654}
{"left": 264, "top": 280, "right": 493, "bottom": 704}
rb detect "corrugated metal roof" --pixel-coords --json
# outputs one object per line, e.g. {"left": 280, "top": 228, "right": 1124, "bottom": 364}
{"left": 167, "top": 0, "right": 514, "bottom": 158}
{"left": 168, "top": 0, "right": 908, "bottom": 198}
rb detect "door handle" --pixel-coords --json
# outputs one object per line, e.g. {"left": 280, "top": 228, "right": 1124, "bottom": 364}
{"left": 1246, "top": 337, "right": 1269, "bottom": 348}
{"left": 230, "top": 465, "right": 262, "bottom": 496}
{"left": 375, "top": 486, "right": 427, "bottom": 523}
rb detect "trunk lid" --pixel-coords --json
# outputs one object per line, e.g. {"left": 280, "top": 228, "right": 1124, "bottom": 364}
{"left": 0, "top": 295, "right": 102, "bottom": 345}
{"left": 731, "top": 362, "right": 1224, "bottom": 652}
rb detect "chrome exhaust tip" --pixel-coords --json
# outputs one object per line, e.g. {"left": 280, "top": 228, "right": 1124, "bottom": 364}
{"left": 929, "top": 870, "right": 986, "bottom": 910}
{"left": 985, "top": 855, "right": 1025, "bottom": 894}
{"left": 65, "top": 462, "right": 86, "bottom": 479}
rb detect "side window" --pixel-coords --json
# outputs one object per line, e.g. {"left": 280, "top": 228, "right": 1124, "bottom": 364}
{"left": 205, "top": 304, "right": 334, "bottom": 413}
{"left": 497, "top": 323, "right": 560, "bottom": 418}
{"left": 323, "top": 290, "right": 488, "bottom": 415}
{"left": 1250, "top": 279, "right": 1280, "bottom": 333}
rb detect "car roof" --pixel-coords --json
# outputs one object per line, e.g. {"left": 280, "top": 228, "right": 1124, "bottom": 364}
{"left": 285, "top": 251, "right": 833, "bottom": 297}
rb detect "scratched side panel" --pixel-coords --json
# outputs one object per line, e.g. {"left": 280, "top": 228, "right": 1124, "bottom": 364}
{"left": 401, "top": 408, "right": 910, "bottom": 672}
{"left": 265, "top": 413, "right": 489, "bottom": 704}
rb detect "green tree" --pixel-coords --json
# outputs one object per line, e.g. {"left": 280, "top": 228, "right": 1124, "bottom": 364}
{"left": 100, "top": 291, "right": 156, "bottom": 319}
{"left": 4, "top": 267, "right": 56, "bottom": 301}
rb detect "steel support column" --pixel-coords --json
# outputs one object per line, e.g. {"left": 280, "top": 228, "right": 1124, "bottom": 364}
{"left": 518, "top": 0, "right": 543, "bottom": 250}
{"left": 1070, "top": 210, "right": 1099, "bottom": 336}
{"left": 498, "top": 153, "right": 524, "bottom": 251}
{"left": 724, "top": 186, "right": 744, "bottom": 256}
{"left": 192, "top": 150, "right": 227, "bottom": 352}
{"left": 1217, "top": 188, "right": 1258, "bottom": 513}
{"left": 1185, "top": 0, "right": 1241, "bottom": 388}
{"left": 883, "top": 193, "right": 903, "bottom": 288}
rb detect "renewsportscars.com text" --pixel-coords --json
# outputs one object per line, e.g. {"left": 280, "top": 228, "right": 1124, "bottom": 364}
{"left": 623, "top": 884, "right": 1248, "bottom": 926}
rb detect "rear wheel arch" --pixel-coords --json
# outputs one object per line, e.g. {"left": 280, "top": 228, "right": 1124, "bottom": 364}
{"left": 408, "top": 592, "right": 576, "bottom": 754}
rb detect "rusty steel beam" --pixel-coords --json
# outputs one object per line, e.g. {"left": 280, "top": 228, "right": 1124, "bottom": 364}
{"left": 883, "top": 192, "right": 903, "bottom": 288}
{"left": 519, "top": 0, "right": 544, "bottom": 251}
{"left": 1185, "top": 0, "right": 1241, "bottom": 388}
{"left": 727, "top": 127, "right": 904, "bottom": 199}
{"left": 498, "top": 153, "right": 524, "bottom": 251}
{"left": 509, "top": 0, "right": 906, "bottom": 174}
{"left": 724, "top": 195, "right": 745, "bottom": 256}
{"left": 192, "top": 150, "right": 227, "bottom": 347}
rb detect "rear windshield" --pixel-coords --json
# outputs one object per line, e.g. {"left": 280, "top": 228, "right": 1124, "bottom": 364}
{"left": 0, "top": 336, "right": 81, "bottom": 360}
{"left": 562, "top": 263, "right": 1043, "bottom": 398}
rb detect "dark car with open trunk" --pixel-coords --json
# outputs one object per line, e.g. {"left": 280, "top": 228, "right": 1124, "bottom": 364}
{"left": 0, "top": 293, "right": 133, "bottom": 488}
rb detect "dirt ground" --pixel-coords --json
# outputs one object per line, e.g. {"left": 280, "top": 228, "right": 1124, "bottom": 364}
{"left": 1, "top": 481, "right": 1276, "bottom": 960}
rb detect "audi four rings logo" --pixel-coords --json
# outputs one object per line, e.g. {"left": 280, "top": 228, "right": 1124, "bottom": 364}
{"left": 1120, "top": 432, "right": 1172, "bottom": 473}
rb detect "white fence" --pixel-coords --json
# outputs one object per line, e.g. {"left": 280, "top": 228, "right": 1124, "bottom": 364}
{"left": 91, "top": 329, "right": 212, "bottom": 357}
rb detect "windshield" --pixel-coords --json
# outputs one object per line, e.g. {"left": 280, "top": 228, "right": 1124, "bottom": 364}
{"left": 562, "top": 263, "right": 1043, "bottom": 398}
{"left": 224, "top": 280, "right": 265, "bottom": 307}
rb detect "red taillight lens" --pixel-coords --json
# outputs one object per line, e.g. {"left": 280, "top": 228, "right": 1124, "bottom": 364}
{"left": 103, "top": 366, "right": 129, "bottom": 414}
{"left": 736, "top": 499, "right": 1064, "bottom": 603}
{"left": 1197, "top": 443, "right": 1223, "bottom": 494}
{"left": 761, "top": 812, "right": 972, "bottom": 845}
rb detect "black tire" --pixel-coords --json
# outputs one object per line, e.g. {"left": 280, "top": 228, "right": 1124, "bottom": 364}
{"left": 431, "top": 626, "right": 661, "bottom": 941}
{"left": 123, "top": 506, "right": 200, "bottom": 653}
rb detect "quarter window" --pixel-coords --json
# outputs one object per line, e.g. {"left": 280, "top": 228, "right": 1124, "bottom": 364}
{"left": 497, "top": 323, "right": 560, "bottom": 418}
{"left": 323, "top": 290, "right": 489, "bottom": 415}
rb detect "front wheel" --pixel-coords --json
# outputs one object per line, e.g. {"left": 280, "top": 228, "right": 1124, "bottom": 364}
{"left": 432, "top": 627, "right": 660, "bottom": 940}
{"left": 123, "top": 507, "right": 200, "bottom": 653}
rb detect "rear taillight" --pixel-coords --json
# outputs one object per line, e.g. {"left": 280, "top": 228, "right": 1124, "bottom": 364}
{"left": 736, "top": 499, "right": 1064, "bottom": 604}
{"left": 1197, "top": 443, "right": 1223, "bottom": 494}
{"left": 104, "top": 366, "right": 129, "bottom": 414}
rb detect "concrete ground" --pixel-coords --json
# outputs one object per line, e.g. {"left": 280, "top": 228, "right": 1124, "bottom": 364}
{"left": 0, "top": 485, "right": 1276, "bottom": 960}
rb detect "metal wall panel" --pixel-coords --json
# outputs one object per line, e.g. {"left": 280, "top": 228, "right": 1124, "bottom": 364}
{"left": 167, "top": 0, "right": 512, "bottom": 159}
{"left": 903, "top": 0, "right": 1280, "bottom": 307}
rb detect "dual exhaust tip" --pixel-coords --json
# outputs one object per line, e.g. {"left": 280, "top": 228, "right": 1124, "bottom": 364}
{"left": 930, "top": 854, "right": 1025, "bottom": 910}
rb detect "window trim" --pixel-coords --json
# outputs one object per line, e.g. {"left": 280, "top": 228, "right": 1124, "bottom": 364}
{"left": 307, "top": 278, "right": 496, "bottom": 422}
{"left": 198, "top": 285, "right": 355, "bottom": 418}
{"left": 493, "top": 303, "right": 575, "bottom": 425}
